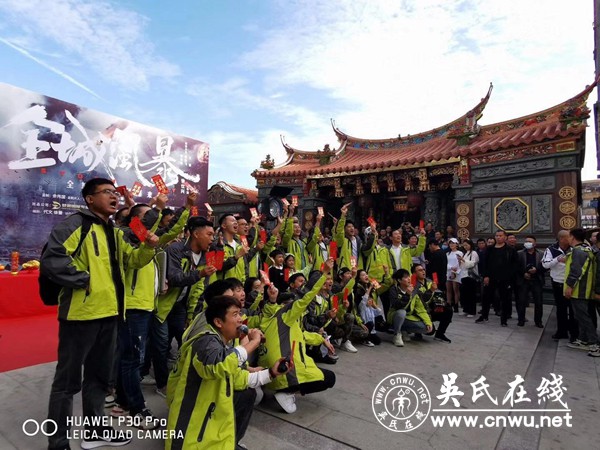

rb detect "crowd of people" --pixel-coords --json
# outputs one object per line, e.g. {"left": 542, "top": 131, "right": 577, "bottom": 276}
{"left": 39, "top": 178, "right": 600, "bottom": 450}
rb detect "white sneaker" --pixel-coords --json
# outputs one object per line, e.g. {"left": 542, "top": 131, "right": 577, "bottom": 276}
{"left": 393, "top": 333, "right": 404, "bottom": 347}
{"left": 104, "top": 394, "right": 116, "bottom": 408}
{"left": 341, "top": 340, "right": 358, "bottom": 353}
{"left": 274, "top": 392, "right": 297, "bottom": 413}
{"left": 254, "top": 386, "right": 264, "bottom": 406}
{"left": 362, "top": 340, "right": 375, "bottom": 347}
{"left": 466, "top": 314, "right": 475, "bottom": 318}
{"left": 140, "top": 375, "right": 156, "bottom": 386}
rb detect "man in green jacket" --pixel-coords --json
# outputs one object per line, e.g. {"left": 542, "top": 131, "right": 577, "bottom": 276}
{"left": 334, "top": 202, "right": 375, "bottom": 270}
{"left": 166, "top": 295, "right": 291, "bottom": 450}
{"left": 41, "top": 178, "right": 159, "bottom": 450}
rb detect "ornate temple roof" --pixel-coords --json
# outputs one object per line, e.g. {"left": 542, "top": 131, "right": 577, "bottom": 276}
{"left": 253, "top": 80, "right": 595, "bottom": 180}
{"left": 207, "top": 181, "right": 258, "bottom": 204}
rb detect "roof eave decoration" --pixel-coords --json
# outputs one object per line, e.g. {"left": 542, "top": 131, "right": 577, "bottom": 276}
{"left": 332, "top": 83, "right": 494, "bottom": 149}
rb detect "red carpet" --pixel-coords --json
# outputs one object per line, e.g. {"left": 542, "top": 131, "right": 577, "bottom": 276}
{"left": 0, "top": 313, "right": 58, "bottom": 372}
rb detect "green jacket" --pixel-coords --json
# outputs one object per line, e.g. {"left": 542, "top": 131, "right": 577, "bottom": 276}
{"left": 156, "top": 240, "right": 212, "bottom": 322}
{"left": 333, "top": 215, "right": 376, "bottom": 270}
{"left": 40, "top": 209, "right": 155, "bottom": 321}
{"left": 166, "top": 322, "right": 248, "bottom": 450}
{"left": 387, "top": 284, "right": 432, "bottom": 326}
{"left": 282, "top": 220, "right": 321, "bottom": 270}
{"left": 124, "top": 209, "right": 189, "bottom": 312}
{"left": 258, "top": 275, "right": 327, "bottom": 391}
{"left": 221, "top": 238, "right": 258, "bottom": 282}
{"left": 565, "top": 243, "right": 596, "bottom": 300}
{"left": 377, "top": 237, "right": 426, "bottom": 277}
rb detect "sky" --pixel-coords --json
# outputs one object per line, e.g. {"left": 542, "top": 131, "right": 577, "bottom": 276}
{"left": 0, "top": 0, "right": 597, "bottom": 189}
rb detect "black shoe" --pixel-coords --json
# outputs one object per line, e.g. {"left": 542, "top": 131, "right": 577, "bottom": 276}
{"left": 501, "top": 322, "right": 508, "bottom": 327}
{"left": 319, "top": 355, "right": 337, "bottom": 365}
{"left": 411, "top": 333, "right": 424, "bottom": 341}
{"left": 434, "top": 334, "right": 452, "bottom": 343}
{"left": 517, "top": 321, "right": 525, "bottom": 327}
{"left": 475, "top": 316, "right": 488, "bottom": 323}
{"left": 425, "top": 325, "right": 436, "bottom": 336}
{"left": 453, "top": 306, "right": 459, "bottom": 313}
{"left": 552, "top": 332, "right": 568, "bottom": 340}
{"left": 535, "top": 323, "right": 543, "bottom": 328}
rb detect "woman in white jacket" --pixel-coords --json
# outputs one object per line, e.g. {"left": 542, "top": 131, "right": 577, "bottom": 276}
{"left": 459, "top": 239, "right": 480, "bottom": 317}
{"left": 446, "top": 238, "right": 464, "bottom": 313}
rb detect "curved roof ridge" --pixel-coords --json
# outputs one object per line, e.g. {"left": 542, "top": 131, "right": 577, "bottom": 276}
{"left": 332, "top": 83, "right": 493, "bottom": 144}
{"left": 480, "top": 76, "right": 598, "bottom": 130}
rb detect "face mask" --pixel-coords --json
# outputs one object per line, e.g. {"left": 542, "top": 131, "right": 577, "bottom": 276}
{"left": 524, "top": 242, "right": 534, "bottom": 250}
{"left": 441, "top": 245, "right": 448, "bottom": 251}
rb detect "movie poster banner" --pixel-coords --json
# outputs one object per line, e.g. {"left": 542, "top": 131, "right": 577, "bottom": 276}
{"left": 0, "top": 83, "right": 209, "bottom": 262}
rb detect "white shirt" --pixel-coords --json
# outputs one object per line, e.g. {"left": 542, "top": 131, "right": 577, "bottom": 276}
{"left": 390, "top": 245, "right": 402, "bottom": 270}
{"left": 542, "top": 246, "right": 567, "bottom": 283}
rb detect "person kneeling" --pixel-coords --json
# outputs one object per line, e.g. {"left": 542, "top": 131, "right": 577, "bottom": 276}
{"left": 166, "top": 296, "right": 291, "bottom": 450}
{"left": 388, "top": 269, "right": 433, "bottom": 346}
{"left": 412, "top": 264, "right": 453, "bottom": 343}
{"left": 259, "top": 259, "right": 337, "bottom": 414}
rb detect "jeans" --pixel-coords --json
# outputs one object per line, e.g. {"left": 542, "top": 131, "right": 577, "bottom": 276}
{"left": 47, "top": 317, "right": 118, "bottom": 449}
{"left": 116, "top": 310, "right": 152, "bottom": 414}
{"left": 401, "top": 319, "right": 427, "bottom": 334}
{"left": 551, "top": 281, "right": 578, "bottom": 340}
{"left": 392, "top": 309, "right": 406, "bottom": 334}
{"left": 279, "top": 368, "right": 336, "bottom": 395}
{"left": 571, "top": 299, "right": 598, "bottom": 344}
{"left": 519, "top": 280, "right": 543, "bottom": 324}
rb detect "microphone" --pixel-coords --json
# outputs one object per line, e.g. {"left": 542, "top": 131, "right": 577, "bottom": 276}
{"left": 238, "top": 325, "right": 265, "bottom": 343}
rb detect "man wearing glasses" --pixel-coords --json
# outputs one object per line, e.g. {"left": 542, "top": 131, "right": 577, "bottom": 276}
{"left": 41, "top": 178, "right": 159, "bottom": 450}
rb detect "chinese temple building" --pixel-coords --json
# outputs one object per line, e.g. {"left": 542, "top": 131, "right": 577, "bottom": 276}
{"left": 252, "top": 81, "right": 596, "bottom": 243}
{"left": 207, "top": 181, "right": 258, "bottom": 222}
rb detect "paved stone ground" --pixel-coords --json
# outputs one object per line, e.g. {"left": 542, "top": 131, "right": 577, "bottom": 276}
{"left": 1, "top": 305, "right": 599, "bottom": 450}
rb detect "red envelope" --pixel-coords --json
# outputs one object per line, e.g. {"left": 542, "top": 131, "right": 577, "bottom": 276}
{"left": 214, "top": 250, "right": 225, "bottom": 270}
{"left": 129, "top": 216, "right": 148, "bottom": 242}
{"left": 259, "top": 229, "right": 267, "bottom": 243}
{"left": 343, "top": 288, "right": 349, "bottom": 301}
{"left": 329, "top": 241, "right": 338, "bottom": 261}
{"left": 419, "top": 219, "right": 425, "bottom": 229}
{"left": 240, "top": 236, "right": 248, "bottom": 247}
{"left": 206, "top": 251, "right": 216, "bottom": 268}
{"left": 332, "top": 295, "right": 339, "bottom": 310}
{"left": 151, "top": 174, "right": 169, "bottom": 194}
{"left": 367, "top": 216, "right": 377, "bottom": 228}
{"left": 317, "top": 206, "right": 324, "bottom": 216}
{"left": 250, "top": 207, "right": 259, "bottom": 218}
{"left": 260, "top": 270, "right": 271, "bottom": 286}
{"left": 184, "top": 181, "right": 198, "bottom": 194}
{"left": 411, "top": 273, "right": 418, "bottom": 287}
{"left": 284, "top": 268, "right": 290, "bottom": 282}
{"left": 432, "top": 272, "right": 439, "bottom": 284}
{"left": 204, "top": 202, "right": 213, "bottom": 213}
{"left": 130, "top": 181, "right": 143, "bottom": 197}
{"left": 291, "top": 195, "right": 298, "bottom": 206}
{"left": 116, "top": 185, "right": 127, "bottom": 196}
{"left": 190, "top": 206, "right": 199, "bottom": 217}
{"left": 350, "top": 256, "right": 357, "bottom": 268}
{"left": 263, "top": 263, "right": 269, "bottom": 273}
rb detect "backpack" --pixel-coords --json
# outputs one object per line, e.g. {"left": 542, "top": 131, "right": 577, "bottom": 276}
{"left": 39, "top": 213, "right": 93, "bottom": 306}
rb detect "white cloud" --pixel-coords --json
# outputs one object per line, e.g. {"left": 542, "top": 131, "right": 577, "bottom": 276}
{"left": 0, "top": 0, "right": 180, "bottom": 91}
{"left": 239, "top": 0, "right": 595, "bottom": 166}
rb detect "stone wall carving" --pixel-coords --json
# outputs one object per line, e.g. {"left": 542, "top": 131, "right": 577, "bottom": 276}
{"left": 472, "top": 176, "right": 554, "bottom": 195}
{"left": 423, "top": 193, "right": 441, "bottom": 230}
{"left": 557, "top": 156, "right": 576, "bottom": 168}
{"left": 471, "top": 159, "right": 555, "bottom": 179}
{"left": 494, "top": 198, "right": 529, "bottom": 232}
{"left": 454, "top": 188, "right": 471, "bottom": 200}
{"left": 474, "top": 198, "right": 492, "bottom": 234}
{"left": 532, "top": 195, "right": 552, "bottom": 233}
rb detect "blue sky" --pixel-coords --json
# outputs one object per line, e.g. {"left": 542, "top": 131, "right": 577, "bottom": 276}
{"left": 0, "top": 0, "right": 596, "bottom": 189}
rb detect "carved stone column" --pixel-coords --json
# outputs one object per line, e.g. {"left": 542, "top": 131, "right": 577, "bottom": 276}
{"left": 423, "top": 191, "right": 442, "bottom": 230}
